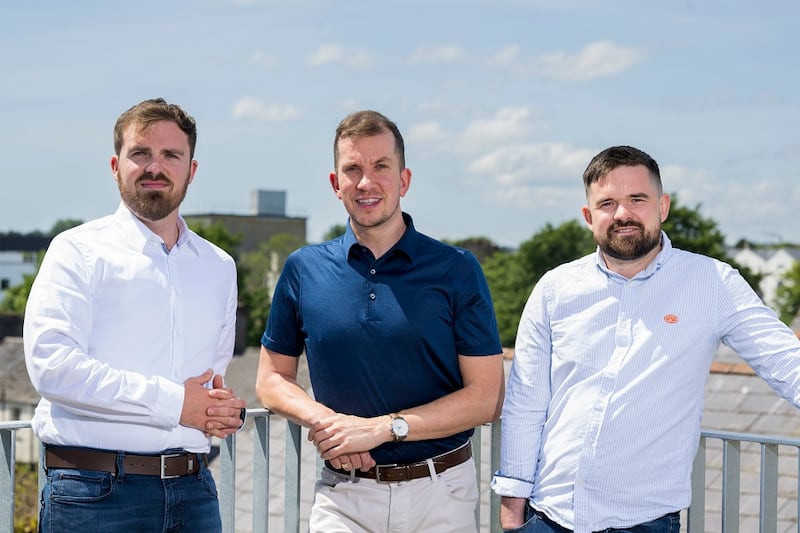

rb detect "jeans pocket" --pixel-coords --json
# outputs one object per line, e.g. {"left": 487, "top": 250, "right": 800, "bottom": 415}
{"left": 49, "top": 469, "right": 114, "bottom": 503}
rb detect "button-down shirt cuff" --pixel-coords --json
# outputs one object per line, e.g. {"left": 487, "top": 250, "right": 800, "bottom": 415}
{"left": 490, "top": 473, "right": 535, "bottom": 498}
{"left": 155, "top": 377, "right": 185, "bottom": 428}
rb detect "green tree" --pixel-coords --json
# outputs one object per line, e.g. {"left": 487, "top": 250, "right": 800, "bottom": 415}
{"left": 0, "top": 251, "right": 45, "bottom": 315}
{"left": 776, "top": 262, "right": 800, "bottom": 325}
{"left": 49, "top": 219, "right": 83, "bottom": 235}
{"left": 322, "top": 223, "right": 347, "bottom": 242}
{"left": 663, "top": 194, "right": 762, "bottom": 292}
{"left": 484, "top": 220, "right": 595, "bottom": 346}
{"left": 448, "top": 236, "right": 502, "bottom": 264}
{"left": 188, "top": 221, "right": 243, "bottom": 261}
{"left": 239, "top": 233, "right": 305, "bottom": 346}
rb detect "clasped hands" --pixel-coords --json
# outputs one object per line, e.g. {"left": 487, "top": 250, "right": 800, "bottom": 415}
{"left": 181, "top": 369, "right": 246, "bottom": 438}
{"left": 308, "top": 413, "right": 388, "bottom": 471}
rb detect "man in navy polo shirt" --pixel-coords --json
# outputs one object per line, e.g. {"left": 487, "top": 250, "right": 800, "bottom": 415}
{"left": 256, "top": 109, "right": 505, "bottom": 532}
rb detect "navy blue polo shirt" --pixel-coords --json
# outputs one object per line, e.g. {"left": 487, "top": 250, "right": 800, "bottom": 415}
{"left": 261, "top": 213, "right": 502, "bottom": 464}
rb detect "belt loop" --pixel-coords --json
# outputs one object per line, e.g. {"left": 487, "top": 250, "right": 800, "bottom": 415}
{"left": 115, "top": 451, "right": 126, "bottom": 480}
{"left": 195, "top": 453, "right": 205, "bottom": 478}
{"left": 425, "top": 458, "right": 437, "bottom": 482}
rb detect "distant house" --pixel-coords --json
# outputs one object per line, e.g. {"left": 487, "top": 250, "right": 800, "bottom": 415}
{"left": 0, "top": 235, "right": 51, "bottom": 295}
{"left": 729, "top": 245, "right": 800, "bottom": 309}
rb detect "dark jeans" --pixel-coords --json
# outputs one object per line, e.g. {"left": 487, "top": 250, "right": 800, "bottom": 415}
{"left": 504, "top": 505, "right": 681, "bottom": 533}
{"left": 39, "top": 449, "right": 221, "bottom": 533}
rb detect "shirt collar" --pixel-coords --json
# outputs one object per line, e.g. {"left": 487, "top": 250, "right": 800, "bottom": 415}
{"left": 113, "top": 202, "right": 200, "bottom": 256}
{"left": 343, "top": 212, "right": 416, "bottom": 263}
{"left": 594, "top": 231, "right": 672, "bottom": 280}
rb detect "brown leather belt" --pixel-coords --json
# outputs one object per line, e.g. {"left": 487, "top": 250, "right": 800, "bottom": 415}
{"left": 44, "top": 447, "right": 208, "bottom": 479}
{"left": 326, "top": 441, "right": 472, "bottom": 483}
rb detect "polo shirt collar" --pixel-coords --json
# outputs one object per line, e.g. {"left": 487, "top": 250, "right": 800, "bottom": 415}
{"left": 343, "top": 212, "right": 416, "bottom": 263}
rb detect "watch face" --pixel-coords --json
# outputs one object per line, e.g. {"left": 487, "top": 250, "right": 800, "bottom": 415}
{"left": 391, "top": 417, "right": 409, "bottom": 438}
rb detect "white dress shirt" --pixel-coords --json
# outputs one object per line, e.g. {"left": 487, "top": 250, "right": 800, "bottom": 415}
{"left": 24, "top": 203, "right": 238, "bottom": 453}
{"left": 491, "top": 233, "right": 800, "bottom": 532}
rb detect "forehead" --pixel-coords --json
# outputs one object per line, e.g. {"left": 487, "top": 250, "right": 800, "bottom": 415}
{"left": 121, "top": 120, "right": 188, "bottom": 148}
{"left": 589, "top": 164, "right": 656, "bottom": 196}
{"left": 337, "top": 131, "right": 396, "bottom": 161}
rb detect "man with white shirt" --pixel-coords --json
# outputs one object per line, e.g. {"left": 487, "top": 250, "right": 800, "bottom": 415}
{"left": 24, "top": 98, "right": 245, "bottom": 532}
{"left": 491, "top": 145, "right": 800, "bottom": 532}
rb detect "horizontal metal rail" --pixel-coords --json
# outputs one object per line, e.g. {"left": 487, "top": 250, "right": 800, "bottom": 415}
{"left": 3, "top": 418, "right": 800, "bottom": 532}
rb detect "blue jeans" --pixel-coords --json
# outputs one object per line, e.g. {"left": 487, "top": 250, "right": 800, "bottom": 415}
{"left": 504, "top": 505, "right": 681, "bottom": 533}
{"left": 39, "top": 449, "right": 221, "bottom": 533}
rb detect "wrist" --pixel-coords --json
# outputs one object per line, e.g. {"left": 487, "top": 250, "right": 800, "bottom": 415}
{"left": 388, "top": 413, "right": 409, "bottom": 442}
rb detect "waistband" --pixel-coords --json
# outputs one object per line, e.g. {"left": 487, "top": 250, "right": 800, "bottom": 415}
{"left": 44, "top": 446, "right": 208, "bottom": 479}
{"left": 325, "top": 441, "right": 472, "bottom": 483}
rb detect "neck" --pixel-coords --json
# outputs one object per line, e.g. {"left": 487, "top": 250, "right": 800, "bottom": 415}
{"left": 352, "top": 216, "right": 407, "bottom": 259}
{"left": 602, "top": 245, "right": 661, "bottom": 279}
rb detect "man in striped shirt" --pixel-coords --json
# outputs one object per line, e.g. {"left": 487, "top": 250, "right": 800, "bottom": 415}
{"left": 492, "top": 145, "right": 800, "bottom": 533}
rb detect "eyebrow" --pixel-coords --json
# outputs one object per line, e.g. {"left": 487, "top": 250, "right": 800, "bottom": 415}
{"left": 128, "top": 144, "right": 187, "bottom": 157}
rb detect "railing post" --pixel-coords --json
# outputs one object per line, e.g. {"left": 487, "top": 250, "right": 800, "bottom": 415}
{"left": 220, "top": 432, "right": 236, "bottom": 533}
{"left": 252, "top": 414, "right": 270, "bottom": 533}
{"left": 0, "top": 428, "right": 15, "bottom": 533}
{"left": 722, "top": 439, "right": 741, "bottom": 533}
{"left": 284, "top": 421, "right": 302, "bottom": 533}
{"left": 471, "top": 427, "right": 482, "bottom": 528}
{"left": 760, "top": 442, "right": 778, "bottom": 533}
{"left": 688, "top": 436, "right": 706, "bottom": 532}
{"left": 490, "top": 419, "right": 502, "bottom": 533}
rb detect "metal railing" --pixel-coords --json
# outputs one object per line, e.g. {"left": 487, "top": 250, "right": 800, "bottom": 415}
{"left": 3, "top": 412, "right": 800, "bottom": 532}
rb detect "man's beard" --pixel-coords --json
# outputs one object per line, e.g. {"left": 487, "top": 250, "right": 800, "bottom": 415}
{"left": 597, "top": 221, "right": 662, "bottom": 261}
{"left": 119, "top": 172, "right": 188, "bottom": 222}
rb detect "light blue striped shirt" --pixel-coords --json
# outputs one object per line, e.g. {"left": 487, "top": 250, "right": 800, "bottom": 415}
{"left": 491, "top": 233, "right": 800, "bottom": 532}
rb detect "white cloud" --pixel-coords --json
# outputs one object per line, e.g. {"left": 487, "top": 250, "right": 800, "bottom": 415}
{"left": 488, "top": 45, "right": 520, "bottom": 68}
{"left": 531, "top": 40, "right": 646, "bottom": 81}
{"left": 306, "top": 44, "right": 372, "bottom": 68}
{"left": 407, "top": 121, "right": 449, "bottom": 143}
{"left": 468, "top": 142, "right": 595, "bottom": 188}
{"left": 458, "top": 107, "right": 541, "bottom": 151}
{"left": 249, "top": 51, "right": 276, "bottom": 68}
{"left": 406, "top": 45, "right": 464, "bottom": 64}
{"left": 231, "top": 97, "right": 302, "bottom": 122}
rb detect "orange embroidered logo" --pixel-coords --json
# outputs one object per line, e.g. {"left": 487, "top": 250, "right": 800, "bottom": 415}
{"left": 664, "top": 314, "right": 679, "bottom": 324}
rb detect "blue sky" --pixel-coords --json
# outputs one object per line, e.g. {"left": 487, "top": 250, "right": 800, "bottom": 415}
{"left": 2, "top": 0, "right": 798, "bottom": 248}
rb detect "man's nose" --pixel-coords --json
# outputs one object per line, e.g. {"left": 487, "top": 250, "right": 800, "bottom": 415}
{"left": 613, "top": 203, "right": 631, "bottom": 219}
{"left": 357, "top": 173, "right": 374, "bottom": 188}
{"left": 145, "top": 157, "right": 164, "bottom": 174}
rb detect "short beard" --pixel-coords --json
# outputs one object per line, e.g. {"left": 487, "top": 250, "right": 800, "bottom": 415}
{"left": 119, "top": 172, "right": 188, "bottom": 222}
{"left": 598, "top": 221, "right": 662, "bottom": 261}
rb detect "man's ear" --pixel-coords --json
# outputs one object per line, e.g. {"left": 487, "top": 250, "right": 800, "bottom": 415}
{"left": 329, "top": 171, "right": 342, "bottom": 199}
{"left": 581, "top": 205, "right": 592, "bottom": 227}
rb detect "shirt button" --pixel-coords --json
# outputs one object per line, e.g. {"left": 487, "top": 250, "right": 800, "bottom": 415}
{"left": 369, "top": 268, "right": 376, "bottom": 275}
{"left": 369, "top": 293, "right": 376, "bottom": 300}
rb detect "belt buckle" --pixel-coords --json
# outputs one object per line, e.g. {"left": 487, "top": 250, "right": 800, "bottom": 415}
{"left": 160, "top": 453, "right": 184, "bottom": 479}
{"left": 374, "top": 463, "right": 398, "bottom": 483}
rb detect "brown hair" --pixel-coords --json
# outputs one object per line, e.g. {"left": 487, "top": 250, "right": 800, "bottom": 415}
{"left": 333, "top": 110, "right": 405, "bottom": 169}
{"left": 583, "top": 145, "right": 662, "bottom": 196}
{"left": 113, "top": 98, "right": 198, "bottom": 158}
